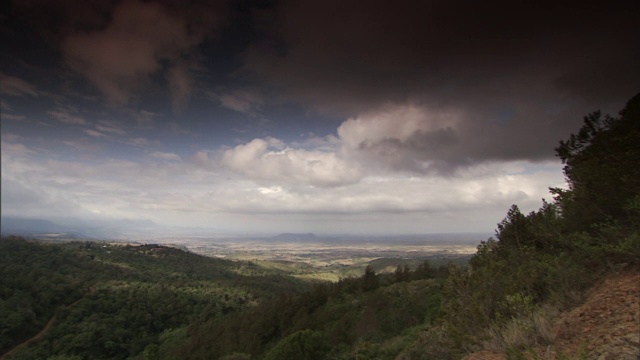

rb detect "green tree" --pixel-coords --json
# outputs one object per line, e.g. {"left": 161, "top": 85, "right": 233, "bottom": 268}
{"left": 394, "top": 264, "right": 411, "bottom": 282}
{"left": 441, "top": 93, "right": 640, "bottom": 356}
{"left": 263, "top": 330, "right": 330, "bottom": 360}
{"left": 360, "top": 265, "right": 380, "bottom": 292}
{"left": 553, "top": 93, "right": 640, "bottom": 233}
{"left": 412, "top": 260, "right": 434, "bottom": 280}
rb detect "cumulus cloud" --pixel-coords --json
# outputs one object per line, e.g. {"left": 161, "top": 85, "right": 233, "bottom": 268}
{"left": 0, "top": 130, "right": 566, "bottom": 233}
{"left": 220, "top": 101, "right": 557, "bottom": 180}
{"left": 221, "top": 138, "right": 362, "bottom": 187}
{"left": 336, "top": 104, "right": 465, "bottom": 172}
{"left": 214, "top": 103, "right": 521, "bottom": 185}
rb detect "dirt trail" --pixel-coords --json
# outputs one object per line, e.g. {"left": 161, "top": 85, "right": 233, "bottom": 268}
{"left": 0, "top": 316, "right": 57, "bottom": 360}
{"left": 0, "top": 287, "right": 95, "bottom": 360}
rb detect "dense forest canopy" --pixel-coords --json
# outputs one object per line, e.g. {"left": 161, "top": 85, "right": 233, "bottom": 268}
{"left": 0, "top": 240, "right": 309, "bottom": 359}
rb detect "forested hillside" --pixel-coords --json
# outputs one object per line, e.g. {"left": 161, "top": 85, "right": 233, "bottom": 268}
{"left": 169, "top": 93, "right": 639, "bottom": 359}
{"left": 0, "top": 239, "right": 308, "bottom": 359}
{"left": 171, "top": 262, "right": 448, "bottom": 359}
{"left": 438, "top": 93, "right": 640, "bottom": 358}
{"left": 1, "top": 93, "right": 638, "bottom": 359}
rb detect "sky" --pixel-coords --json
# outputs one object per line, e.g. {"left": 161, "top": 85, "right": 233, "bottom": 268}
{"left": 1, "top": 0, "right": 639, "bottom": 235}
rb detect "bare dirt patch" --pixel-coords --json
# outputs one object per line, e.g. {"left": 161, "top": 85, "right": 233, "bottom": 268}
{"left": 465, "top": 266, "right": 640, "bottom": 360}
{"left": 549, "top": 266, "right": 640, "bottom": 359}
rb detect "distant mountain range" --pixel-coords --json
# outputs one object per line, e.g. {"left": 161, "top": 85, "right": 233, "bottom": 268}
{"left": 270, "top": 233, "right": 321, "bottom": 242}
{"left": 1, "top": 217, "right": 491, "bottom": 244}
{"left": 0, "top": 217, "right": 159, "bottom": 239}
{"left": 1, "top": 217, "right": 71, "bottom": 234}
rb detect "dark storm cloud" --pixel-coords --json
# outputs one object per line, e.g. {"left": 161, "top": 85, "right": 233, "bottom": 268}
{"left": 244, "top": 0, "right": 640, "bottom": 165}
{"left": 5, "top": 0, "right": 639, "bottom": 172}
{"left": 8, "top": 0, "right": 228, "bottom": 107}
{"left": 358, "top": 127, "right": 460, "bottom": 173}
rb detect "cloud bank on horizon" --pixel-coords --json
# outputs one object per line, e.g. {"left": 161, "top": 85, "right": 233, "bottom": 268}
{"left": 1, "top": 0, "right": 638, "bottom": 234}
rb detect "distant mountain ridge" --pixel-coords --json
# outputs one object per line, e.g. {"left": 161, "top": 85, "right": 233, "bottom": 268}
{"left": 1, "top": 217, "right": 71, "bottom": 234}
{"left": 271, "top": 233, "right": 320, "bottom": 241}
{"left": 0, "top": 216, "right": 159, "bottom": 239}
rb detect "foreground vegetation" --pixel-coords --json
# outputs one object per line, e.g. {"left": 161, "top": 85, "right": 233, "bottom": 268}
{"left": 438, "top": 93, "right": 640, "bottom": 357}
{"left": 2, "top": 93, "right": 638, "bottom": 359}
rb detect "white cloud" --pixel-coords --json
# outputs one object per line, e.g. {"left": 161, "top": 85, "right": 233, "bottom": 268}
{"left": 216, "top": 104, "right": 467, "bottom": 188}
{"left": 48, "top": 110, "right": 87, "bottom": 125}
{"left": 84, "top": 129, "right": 105, "bottom": 137}
{"left": 212, "top": 163, "right": 562, "bottom": 215}
{"left": 2, "top": 113, "right": 27, "bottom": 121}
{"left": 0, "top": 73, "right": 38, "bottom": 97}
{"left": 63, "top": 139, "right": 101, "bottom": 153}
{"left": 214, "top": 89, "right": 264, "bottom": 117}
{"left": 127, "top": 137, "right": 151, "bottom": 147}
{"left": 221, "top": 138, "right": 362, "bottom": 187}
{"left": 96, "top": 121, "right": 127, "bottom": 135}
{"left": 336, "top": 104, "right": 467, "bottom": 173}
{"left": 0, "top": 142, "right": 565, "bottom": 234}
{"left": 151, "top": 151, "right": 181, "bottom": 161}
{"left": 1, "top": 140, "right": 36, "bottom": 157}
{"left": 214, "top": 101, "right": 567, "bottom": 196}
{"left": 192, "top": 150, "right": 213, "bottom": 168}
{"left": 337, "top": 104, "right": 453, "bottom": 148}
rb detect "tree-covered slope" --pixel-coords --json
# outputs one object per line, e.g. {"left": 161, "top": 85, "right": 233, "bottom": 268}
{"left": 435, "top": 93, "right": 640, "bottom": 358}
{"left": 0, "top": 238, "right": 308, "bottom": 359}
{"left": 172, "top": 263, "right": 447, "bottom": 360}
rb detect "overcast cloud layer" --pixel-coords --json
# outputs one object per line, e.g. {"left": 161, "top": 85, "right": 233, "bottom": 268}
{"left": 1, "top": 0, "right": 638, "bottom": 234}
